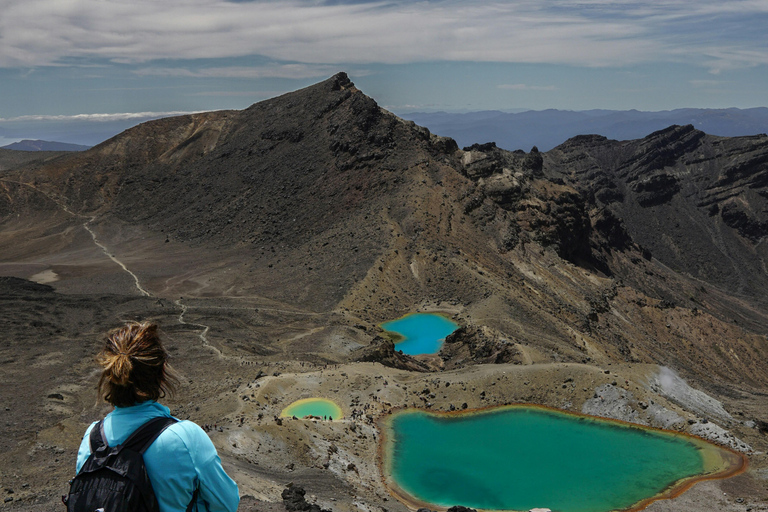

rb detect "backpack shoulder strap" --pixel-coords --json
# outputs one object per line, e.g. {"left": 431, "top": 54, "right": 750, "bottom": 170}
{"left": 186, "top": 487, "right": 199, "bottom": 512}
{"left": 88, "top": 420, "right": 107, "bottom": 452}
{"left": 120, "top": 416, "right": 178, "bottom": 454}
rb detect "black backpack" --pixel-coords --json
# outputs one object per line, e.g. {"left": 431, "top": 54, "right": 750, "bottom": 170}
{"left": 64, "top": 416, "right": 197, "bottom": 512}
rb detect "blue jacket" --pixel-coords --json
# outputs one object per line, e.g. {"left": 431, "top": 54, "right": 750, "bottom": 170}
{"left": 76, "top": 401, "right": 239, "bottom": 512}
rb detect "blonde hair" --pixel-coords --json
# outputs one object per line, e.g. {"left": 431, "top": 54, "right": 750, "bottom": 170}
{"left": 97, "top": 322, "right": 178, "bottom": 407}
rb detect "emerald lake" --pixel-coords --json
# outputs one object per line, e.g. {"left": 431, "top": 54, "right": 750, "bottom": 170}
{"left": 280, "top": 398, "right": 343, "bottom": 420}
{"left": 381, "top": 406, "right": 744, "bottom": 512}
{"left": 380, "top": 313, "right": 459, "bottom": 355}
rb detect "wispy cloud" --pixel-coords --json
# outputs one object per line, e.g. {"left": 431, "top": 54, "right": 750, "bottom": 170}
{"left": 133, "top": 64, "right": 339, "bottom": 79}
{"left": 498, "top": 84, "right": 557, "bottom": 91}
{"left": 689, "top": 79, "right": 729, "bottom": 87}
{"left": 1, "top": 0, "right": 765, "bottom": 71}
{"left": 701, "top": 47, "right": 768, "bottom": 74}
{"left": 0, "top": 111, "right": 203, "bottom": 123}
{"left": 186, "top": 90, "right": 285, "bottom": 97}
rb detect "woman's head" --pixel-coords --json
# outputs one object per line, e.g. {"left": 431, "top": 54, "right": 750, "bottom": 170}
{"left": 97, "top": 321, "right": 177, "bottom": 407}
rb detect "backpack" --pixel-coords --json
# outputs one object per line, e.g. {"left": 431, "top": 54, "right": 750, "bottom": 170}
{"left": 63, "top": 416, "right": 197, "bottom": 512}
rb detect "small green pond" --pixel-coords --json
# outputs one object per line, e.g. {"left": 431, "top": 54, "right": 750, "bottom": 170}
{"left": 280, "top": 398, "right": 343, "bottom": 420}
{"left": 380, "top": 313, "right": 458, "bottom": 355}
{"left": 381, "top": 406, "right": 743, "bottom": 512}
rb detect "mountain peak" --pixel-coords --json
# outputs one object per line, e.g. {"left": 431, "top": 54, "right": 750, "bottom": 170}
{"left": 328, "top": 71, "right": 354, "bottom": 90}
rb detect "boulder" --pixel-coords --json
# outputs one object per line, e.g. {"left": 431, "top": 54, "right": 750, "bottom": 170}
{"left": 282, "top": 485, "right": 331, "bottom": 512}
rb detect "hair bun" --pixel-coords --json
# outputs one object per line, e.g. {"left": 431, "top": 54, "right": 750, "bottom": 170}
{"left": 107, "top": 351, "right": 133, "bottom": 387}
{"left": 97, "top": 321, "right": 178, "bottom": 407}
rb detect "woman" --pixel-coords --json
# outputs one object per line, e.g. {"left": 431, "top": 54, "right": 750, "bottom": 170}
{"left": 74, "top": 321, "right": 239, "bottom": 512}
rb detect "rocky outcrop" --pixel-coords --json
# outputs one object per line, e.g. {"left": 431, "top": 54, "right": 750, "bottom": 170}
{"left": 417, "top": 506, "right": 478, "bottom": 512}
{"left": 441, "top": 325, "right": 522, "bottom": 369}
{"left": 620, "top": 124, "right": 705, "bottom": 174}
{"left": 544, "top": 126, "right": 768, "bottom": 299}
{"left": 459, "top": 144, "right": 595, "bottom": 265}
{"left": 515, "top": 180, "right": 592, "bottom": 262}
{"left": 719, "top": 200, "right": 768, "bottom": 241}
{"left": 350, "top": 336, "right": 430, "bottom": 372}
{"left": 281, "top": 485, "right": 331, "bottom": 512}
{"left": 631, "top": 172, "right": 680, "bottom": 207}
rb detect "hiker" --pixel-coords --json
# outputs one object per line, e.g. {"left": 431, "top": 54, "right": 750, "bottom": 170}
{"left": 70, "top": 321, "right": 239, "bottom": 511}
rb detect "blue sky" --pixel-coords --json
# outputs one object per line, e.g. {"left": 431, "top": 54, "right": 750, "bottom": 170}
{"left": 1, "top": 0, "right": 767, "bottom": 145}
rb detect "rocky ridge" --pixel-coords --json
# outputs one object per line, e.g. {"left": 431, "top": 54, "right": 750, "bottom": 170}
{"left": 544, "top": 125, "right": 768, "bottom": 299}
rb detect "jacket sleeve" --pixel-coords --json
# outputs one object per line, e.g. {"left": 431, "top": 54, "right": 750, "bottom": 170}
{"left": 182, "top": 423, "right": 240, "bottom": 512}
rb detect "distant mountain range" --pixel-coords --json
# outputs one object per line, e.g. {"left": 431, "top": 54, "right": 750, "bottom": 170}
{"left": 0, "top": 139, "right": 91, "bottom": 151}
{"left": 4, "top": 108, "right": 766, "bottom": 153}
{"left": 0, "top": 112, "right": 200, "bottom": 148}
{"left": 399, "top": 107, "right": 768, "bottom": 152}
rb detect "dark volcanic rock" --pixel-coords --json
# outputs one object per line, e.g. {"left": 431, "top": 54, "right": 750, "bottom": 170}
{"left": 0, "top": 147, "right": 68, "bottom": 171}
{"left": 545, "top": 126, "right": 768, "bottom": 300}
{"left": 351, "top": 336, "right": 430, "bottom": 372}
{"left": 460, "top": 144, "right": 596, "bottom": 266}
{"left": 416, "top": 506, "right": 478, "bottom": 512}
{"left": 631, "top": 173, "right": 680, "bottom": 207}
{"left": 441, "top": 325, "right": 522, "bottom": 369}
{"left": 281, "top": 485, "right": 331, "bottom": 512}
{"left": 0, "top": 276, "right": 55, "bottom": 295}
{"left": 720, "top": 200, "right": 768, "bottom": 241}
{"left": 622, "top": 125, "right": 705, "bottom": 173}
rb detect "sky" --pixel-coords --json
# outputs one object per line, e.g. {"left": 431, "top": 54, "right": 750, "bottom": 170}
{"left": 1, "top": 0, "right": 767, "bottom": 146}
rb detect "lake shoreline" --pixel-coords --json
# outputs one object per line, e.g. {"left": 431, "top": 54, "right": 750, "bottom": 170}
{"left": 380, "top": 312, "right": 459, "bottom": 355}
{"left": 377, "top": 403, "right": 748, "bottom": 512}
{"left": 280, "top": 397, "right": 344, "bottom": 420}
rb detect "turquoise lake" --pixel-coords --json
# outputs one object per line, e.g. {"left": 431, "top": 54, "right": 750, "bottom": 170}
{"left": 380, "top": 313, "right": 459, "bottom": 355}
{"left": 382, "top": 406, "right": 733, "bottom": 512}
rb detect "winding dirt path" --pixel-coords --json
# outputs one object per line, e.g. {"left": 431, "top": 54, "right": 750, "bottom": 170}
{"left": 82, "top": 220, "right": 151, "bottom": 296}
{"left": 0, "top": 178, "right": 151, "bottom": 297}
{"left": 175, "top": 298, "right": 224, "bottom": 359}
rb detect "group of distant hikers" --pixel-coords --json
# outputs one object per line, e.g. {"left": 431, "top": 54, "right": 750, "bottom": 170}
{"left": 63, "top": 321, "right": 239, "bottom": 511}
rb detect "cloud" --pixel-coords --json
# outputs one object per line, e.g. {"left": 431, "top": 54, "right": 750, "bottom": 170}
{"left": 133, "top": 64, "right": 340, "bottom": 79}
{"left": 0, "top": 111, "right": 203, "bottom": 123}
{"left": 701, "top": 47, "right": 768, "bottom": 74}
{"left": 498, "top": 84, "right": 557, "bottom": 91}
{"left": 0, "top": 0, "right": 766, "bottom": 71}
{"left": 689, "top": 79, "right": 729, "bottom": 87}
{"left": 185, "top": 90, "right": 285, "bottom": 97}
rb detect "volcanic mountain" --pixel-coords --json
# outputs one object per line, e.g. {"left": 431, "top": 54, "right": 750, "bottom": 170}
{"left": 0, "top": 140, "right": 91, "bottom": 152}
{"left": 1, "top": 73, "right": 767, "bottom": 512}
